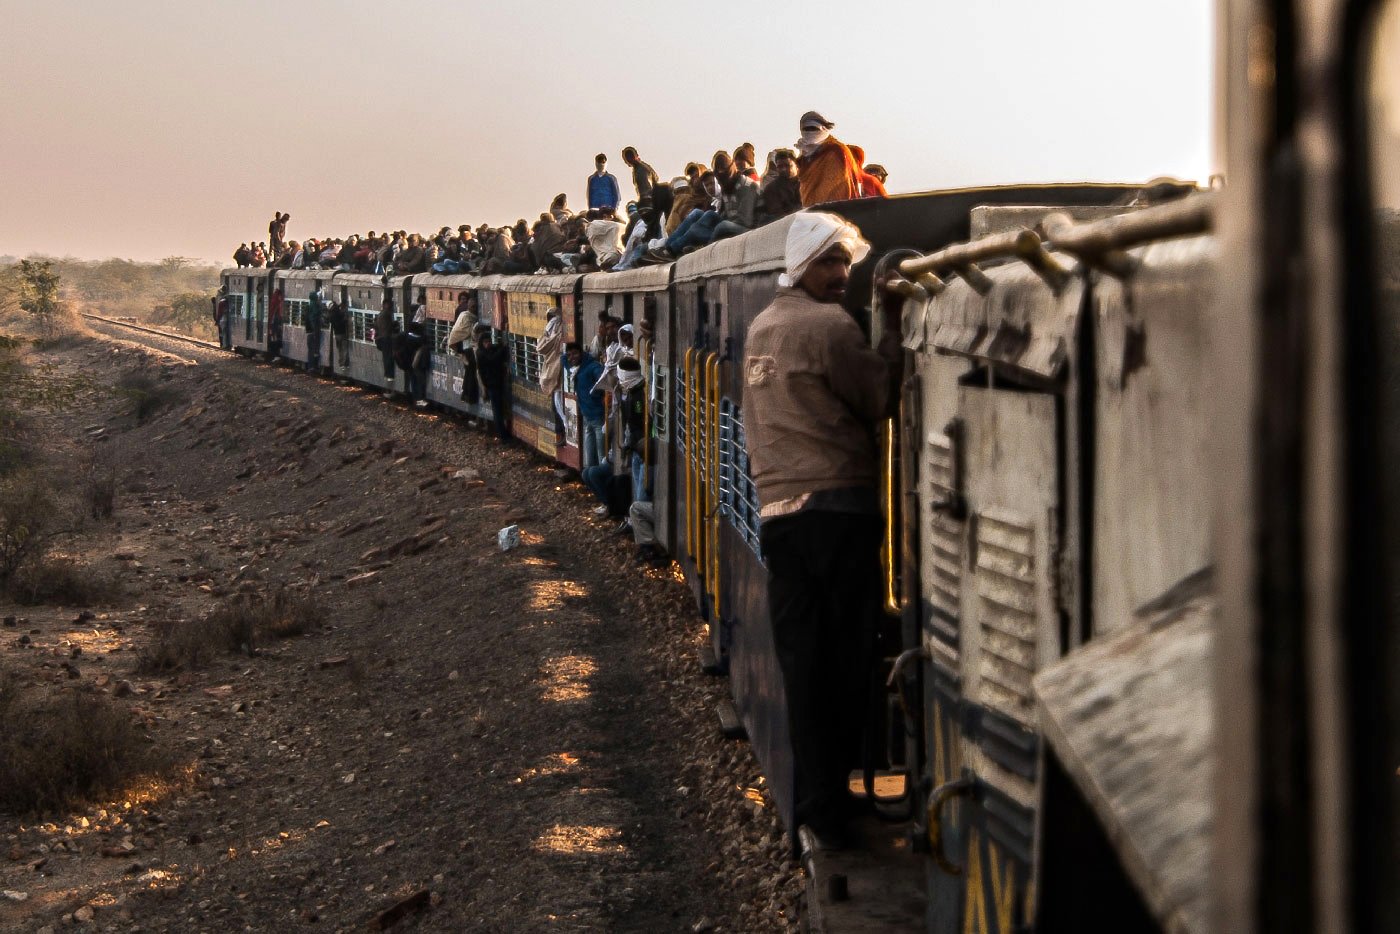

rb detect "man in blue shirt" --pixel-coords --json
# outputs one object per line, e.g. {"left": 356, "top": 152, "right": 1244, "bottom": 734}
{"left": 567, "top": 342, "right": 607, "bottom": 470}
{"left": 586, "top": 154, "right": 620, "bottom": 213}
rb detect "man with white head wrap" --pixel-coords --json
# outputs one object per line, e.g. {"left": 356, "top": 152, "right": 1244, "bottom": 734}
{"left": 742, "top": 210, "right": 903, "bottom": 850}
{"left": 794, "top": 110, "right": 864, "bottom": 207}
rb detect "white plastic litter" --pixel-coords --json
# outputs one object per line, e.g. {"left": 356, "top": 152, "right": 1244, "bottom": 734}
{"left": 498, "top": 525, "right": 520, "bottom": 551}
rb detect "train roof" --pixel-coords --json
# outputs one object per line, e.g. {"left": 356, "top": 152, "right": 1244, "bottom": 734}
{"left": 333, "top": 273, "right": 386, "bottom": 286}
{"left": 496, "top": 273, "right": 583, "bottom": 294}
{"left": 581, "top": 264, "right": 673, "bottom": 294}
{"left": 673, "top": 214, "right": 797, "bottom": 284}
{"left": 409, "top": 273, "right": 488, "bottom": 290}
{"left": 220, "top": 267, "right": 272, "bottom": 279}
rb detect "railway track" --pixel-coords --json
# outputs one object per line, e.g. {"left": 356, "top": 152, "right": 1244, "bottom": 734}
{"left": 81, "top": 312, "right": 222, "bottom": 351}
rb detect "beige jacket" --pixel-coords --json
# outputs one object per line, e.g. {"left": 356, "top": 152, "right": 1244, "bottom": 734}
{"left": 538, "top": 315, "right": 563, "bottom": 395}
{"left": 742, "top": 288, "right": 899, "bottom": 506}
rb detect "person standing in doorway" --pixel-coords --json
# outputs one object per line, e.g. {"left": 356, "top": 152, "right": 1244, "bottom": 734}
{"left": 305, "top": 280, "right": 325, "bottom": 373}
{"left": 742, "top": 212, "right": 901, "bottom": 851}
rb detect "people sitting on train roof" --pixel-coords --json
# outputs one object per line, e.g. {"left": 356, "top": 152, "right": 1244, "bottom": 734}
{"left": 742, "top": 211, "right": 902, "bottom": 851}
{"left": 275, "top": 241, "right": 298, "bottom": 269}
{"left": 550, "top": 193, "right": 572, "bottom": 223}
{"left": 641, "top": 171, "right": 721, "bottom": 263}
{"left": 643, "top": 150, "right": 757, "bottom": 261}
{"left": 712, "top": 151, "right": 759, "bottom": 240}
{"left": 665, "top": 164, "right": 707, "bottom": 236}
{"left": 613, "top": 214, "right": 655, "bottom": 271}
{"left": 396, "top": 234, "right": 429, "bottom": 275}
{"left": 508, "top": 228, "right": 535, "bottom": 273}
{"left": 587, "top": 154, "right": 621, "bottom": 213}
{"left": 862, "top": 163, "right": 889, "bottom": 197}
{"left": 758, "top": 148, "right": 803, "bottom": 223}
{"left": 733, "top": 142, "right": 760, "bottom": 182}
{"left": 795, "top": 110, "right": 864, "bottom": 206}
{"left": 846, "top": 146, "right": 888, "bottom": 199}
{"left": 531, "top": 214, "right": 570, "bottom": 271}
{"left": 585, "top": 208, "right": 626, "bottom": 270}
{"left": 319, "top": 240, "right": 341, "bottom": 267}
{"left": 233, "top": 243, "right": 250, "bottom": 267}
{"left": 251, "top": 243, "right": 267, "bottom": 267}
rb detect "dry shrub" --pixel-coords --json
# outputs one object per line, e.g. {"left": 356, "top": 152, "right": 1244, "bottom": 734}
{"left": 115, "top": 370, "right": 182, "bottom": 424}
{"left": 0, "top": 679, "right": 167, "bottom": 815}
{"left": 137, "top": 589, "right": 321, "bottom": 673}
{"left": 84, "top": 458, "right": 119, "bottom": 520}
{"left": 9, "top": 556, "right": 123, "bottom": 607}
{"left": 0, "top": 469, "right": 59, "bottom": 584}
{"left": 255, "top": 588, "right": 324, "bottom": 638}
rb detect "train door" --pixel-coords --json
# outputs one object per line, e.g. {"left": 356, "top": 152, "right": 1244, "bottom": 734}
{"left": 946, "top": 381, "right": 1055, "bottom": 933}
{"left": 244, "top": 277, "right": 254, "bottom": 342}
{"left": 651, "top": 290, "right": 677, "bottom": 554}
{"left": 255, "top": 279, "right": 265, "bottom": 345}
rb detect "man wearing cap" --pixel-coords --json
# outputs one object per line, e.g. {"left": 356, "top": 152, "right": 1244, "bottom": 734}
{"left": 743, "top": 212, "right": 902, "bottom": 849}
{"left": 794, "top": 111, "right": 864, "bottom": 206}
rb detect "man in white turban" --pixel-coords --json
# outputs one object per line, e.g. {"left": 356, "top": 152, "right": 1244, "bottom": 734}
{"left": 742, "top": 210, "right": 902, "bottom": 851}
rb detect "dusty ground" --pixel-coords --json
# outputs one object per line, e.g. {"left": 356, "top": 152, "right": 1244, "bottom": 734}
{"left": 0, "top": 322, "right": 801, "bottom": 933}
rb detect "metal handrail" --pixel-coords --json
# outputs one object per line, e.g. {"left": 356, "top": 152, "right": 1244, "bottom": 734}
{"left": 1041, "top": 191, "right": 1215, "bottom": 262}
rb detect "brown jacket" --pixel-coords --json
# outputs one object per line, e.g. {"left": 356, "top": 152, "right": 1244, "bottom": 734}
{"left": 742, "top": 288, "right": 900, "bottom": 506}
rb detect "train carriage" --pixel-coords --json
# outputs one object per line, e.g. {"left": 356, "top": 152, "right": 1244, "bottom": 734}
{"left": 274, "top": 269, "right": 331, "bottom": 366}
{"left": 221, "top": 267, "right": 272, "bottom": 354}
{"left": 884, "top": 199, "right": 1219, "bottom": 932}
{"left": 579, "top": 265, "right": 676, "bottom": 532}
{"left": 497, "top": 273, "right": 583, "bottom": 463}
{"left": 411, "top": 273, "right": 493, "bottom": 421}
{"left": 337, "top": 273, "right": 393, "bottom": 389}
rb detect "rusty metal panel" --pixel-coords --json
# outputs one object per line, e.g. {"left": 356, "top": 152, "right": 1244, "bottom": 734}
{"left": 915, "top": 352, "right": 971, "bottom": 668}
{"left": 1034, "top": 575, "right": 1214, "bottom": 934}
{"left": 927, "top": 258, "right": 1084, "bottom": 381}
{"left": 929, "top": 276, "right": 985, "bottom": 357}
{"left": 959, "top": 386, "right": 1058, "bottom": 738}
{"left": 1090, "top": 235, "right": 1215, "bottom": 636}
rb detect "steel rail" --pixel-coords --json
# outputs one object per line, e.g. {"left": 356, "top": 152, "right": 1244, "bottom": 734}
{"left": 81, "top": 312, "right": 222, "bottom": 351}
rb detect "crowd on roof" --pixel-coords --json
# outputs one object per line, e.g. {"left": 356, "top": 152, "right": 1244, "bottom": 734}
{"left": 230, "top": 111, "right": 889, "bottom": 276}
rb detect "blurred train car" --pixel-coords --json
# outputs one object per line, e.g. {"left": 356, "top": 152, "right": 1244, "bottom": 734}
{"left": 497, "top": 274, "right": 583, "bottom": 462}
{"left": 225, "top": 267, "right": 270, "bottom": 354}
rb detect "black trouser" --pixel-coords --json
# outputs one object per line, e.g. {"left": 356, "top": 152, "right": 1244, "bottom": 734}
{"left": 380, "top": 345, "right": 396, "bottom": 386}
{"left": 486, "top": 384, "right": 508, "bottom": 438}
{"left": 761, "top": 509, "right": 883, "bottom": 832}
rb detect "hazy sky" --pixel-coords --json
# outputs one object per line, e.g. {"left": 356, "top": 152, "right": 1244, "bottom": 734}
{"left": 0, "top": 0, "right": 1214, "bottom": 264}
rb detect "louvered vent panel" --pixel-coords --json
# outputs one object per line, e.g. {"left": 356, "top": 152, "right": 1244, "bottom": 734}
{"left": 926, "top": 431, "right": 961, "bottom": 651}
{"left": 976, "top": 507, "right": 1037, "bottom": 722}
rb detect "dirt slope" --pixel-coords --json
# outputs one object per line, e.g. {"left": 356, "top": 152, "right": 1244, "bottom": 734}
{"left": 0, "top": 323, "right": 801, "bottom": 933}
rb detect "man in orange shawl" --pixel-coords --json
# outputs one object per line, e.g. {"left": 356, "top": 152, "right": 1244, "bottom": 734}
{"left": 794, "top": 111, "right": 863, "bottom": 206}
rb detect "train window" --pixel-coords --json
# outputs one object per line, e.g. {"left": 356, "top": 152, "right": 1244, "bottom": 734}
{"left": 719, "top": 402, "right": 761, "bottom": 554}
{"left": 651, "top": 363, "right": 669, "bottom": 442}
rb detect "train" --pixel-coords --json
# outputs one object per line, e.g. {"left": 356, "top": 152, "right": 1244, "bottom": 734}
{"left": 220, "top": 180, "right": 1192, "bottom": 932}
{"left": 202, "top": 0, "right": 1400, "bottom": 928}
{"left": 215, "top": 80, "right": 1400, "bottom": 934}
